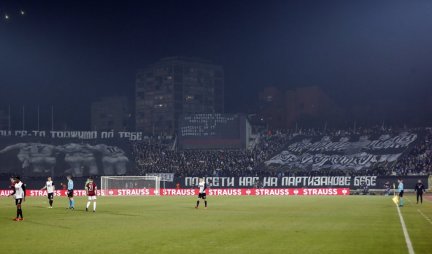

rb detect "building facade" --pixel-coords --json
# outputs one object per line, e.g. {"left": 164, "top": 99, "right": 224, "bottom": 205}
{"left": 259, "top": 86, "right": 341, "bottom": 129}
{"left": 258, "top": 86, "right": 286, "bottom": 129}
{"left": 136, "top": 57, "right": 224, "bottom": 135}
{"left": 91, "top": 96, "right": 131, "bottom": 131}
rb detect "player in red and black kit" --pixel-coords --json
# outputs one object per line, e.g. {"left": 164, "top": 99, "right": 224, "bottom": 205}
{"left": 85, "top": 177, "right": 97, "bottom": 212}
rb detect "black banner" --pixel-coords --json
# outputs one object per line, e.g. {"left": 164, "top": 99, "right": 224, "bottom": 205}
{"left": 0, "top": 175, "right": 427, "bottom": 190}
{"left": 266, "top": 132, "right": 419, "bottom": 171}
{"left": 175, "top": 176, "right": 429, "bottom": 189}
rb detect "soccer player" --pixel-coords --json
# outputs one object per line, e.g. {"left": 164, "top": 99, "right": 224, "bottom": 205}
{"left": 85, "top": 177, "right": 97, "bottom": 212}
{"left": 41, "top": 176, "right": 55, "bottom": 208}
{"left": 8, "top": 176, "right": 26, "bottom": 221}
{"left": 414, "top": 179, "right": 426, "bottom": 204}
{"left": 66, "top": 175, "right": 75, "bottom": 209}
{"left": 397, "top": 178, "right": 404, "bottom": 207}
{"left": 195, "top": 178, "right": 208, "bottom": 209}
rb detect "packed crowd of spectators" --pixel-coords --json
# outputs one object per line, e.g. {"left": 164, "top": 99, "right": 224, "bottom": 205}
{"left": 133, "top": 132, "right": 290, "bottom": 177}
{"left": 392, "top": 128, "right": 432, "bottom": 176}
{"left": 133, "top": 127, "right": 432, "bottom": 177}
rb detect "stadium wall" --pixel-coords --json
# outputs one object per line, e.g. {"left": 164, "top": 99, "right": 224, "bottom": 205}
{"left": 0, "top": 188, "right": 350, "bottom": 197}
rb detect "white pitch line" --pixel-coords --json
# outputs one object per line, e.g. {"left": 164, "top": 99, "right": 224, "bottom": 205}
{"left": 396, "top": 204, "right": 415, "bottom": 254}
{"left": 417, "top": 209, "right": 432, "bottom": 226}
{"left": 407, "top": 197, "right": 432, "bottom": 226}
{"left": 405, "top": 197, "right": 413, "bottom": 204}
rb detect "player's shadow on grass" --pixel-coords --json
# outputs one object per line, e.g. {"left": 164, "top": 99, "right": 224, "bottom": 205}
{"left": 24, "top": 220, "right": 72, "bottom": 229}
{"left": 29, "top": 205, "right": 52, "bottom": 209}
{"left": 102, "top": 211, "right": 142, "bottom": 217}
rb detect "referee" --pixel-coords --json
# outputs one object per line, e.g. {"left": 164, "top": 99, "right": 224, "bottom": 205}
{"left": 66, "top": 175, "right": 75, "bottom": 209}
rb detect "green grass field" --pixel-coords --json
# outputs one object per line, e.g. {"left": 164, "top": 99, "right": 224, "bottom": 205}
{"left": 1, "top": 194, "right": 431, "bottom": 254}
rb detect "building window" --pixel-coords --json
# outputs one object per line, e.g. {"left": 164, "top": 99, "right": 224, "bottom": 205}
{"left": 185, "top": 95, "right": 194, "bottom": 101}
{"left": 154, "top": 103, "right": 167, "bottom": 109}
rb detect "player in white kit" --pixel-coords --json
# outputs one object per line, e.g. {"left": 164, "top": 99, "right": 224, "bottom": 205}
{"left": 8, "top": 176, "right": 26, "bottom": 221}
{"left": 195, "top": 178, "right": 208, "bottom": 209}
{"left": 41, "top": 176, "right": 55, "bottom": 208}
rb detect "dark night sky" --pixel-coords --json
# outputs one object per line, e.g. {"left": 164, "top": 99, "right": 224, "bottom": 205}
{"left": 1, "top": 0, "right": 432, "bottom": 130}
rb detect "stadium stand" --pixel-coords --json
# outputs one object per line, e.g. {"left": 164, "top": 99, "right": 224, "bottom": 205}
{"left": 133, "top": 127, "right": 432, "bottom": 177}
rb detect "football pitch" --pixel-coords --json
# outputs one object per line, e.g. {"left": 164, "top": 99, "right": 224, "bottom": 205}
{"left": 1, "top": 194, "right": 431, "bottom": 254}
